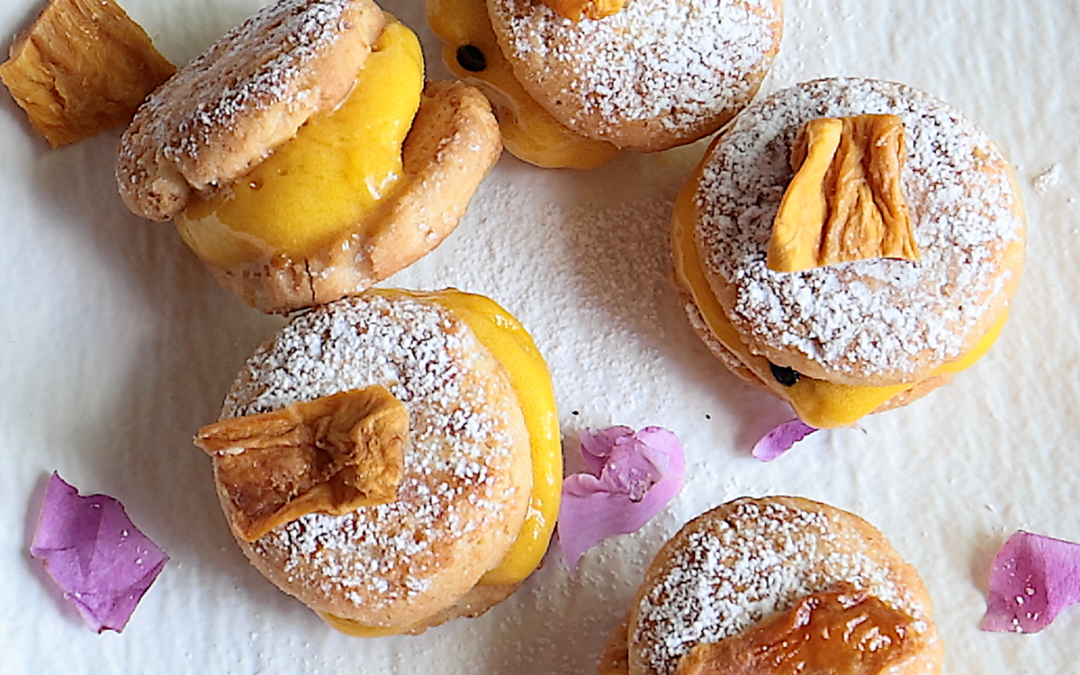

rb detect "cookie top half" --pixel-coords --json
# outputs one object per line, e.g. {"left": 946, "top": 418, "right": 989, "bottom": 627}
{"left": 488, "top": 0, "right": 783, "bottom": 152}
{"left": 118, "top": 0, "right": 386, "bottom": 221}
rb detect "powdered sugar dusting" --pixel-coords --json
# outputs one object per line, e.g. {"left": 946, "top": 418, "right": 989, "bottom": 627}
{"left": 696, "top": 78, "right": 1025, "bottom": 378}
{"left": 168, "top": 0, "right": 348, "bottom": 155}
{"left": 490, "top": 0, "right": 781, "bottom": 142}
{"left": 1033, "top": 164, "right": 1064, "bottom": 196}
{"left": 632, "top": 499, "right": 931, "bottom": 675}
{"left": 219, "top": 294, "right": 521, "bottom": 616}
{"left": 117, "top": 0, "right": 363, "bottom": 214}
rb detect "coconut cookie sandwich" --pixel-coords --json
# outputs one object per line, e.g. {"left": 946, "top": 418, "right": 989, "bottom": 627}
{"left": 673, "top": 77, "right": 1025, "bottom": 429}
{"left": 427, "top": 0, "right": 783, "bottom": 169}
{"left": 117, "top": 0, "right": 502, "bottom": 313}
{"left": 599, "top": 496, "right": 944, "bottom": 675}
{"left": 193, "top": 289, "right": 561, "bottom": 635}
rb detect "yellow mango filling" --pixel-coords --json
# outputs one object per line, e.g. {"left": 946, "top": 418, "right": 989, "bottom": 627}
{"left": 174, "top": 18, "right": 424, "bottom": 270}
{"left": 427, "top": 290, "right": 562, "bottom": 585}
{"left": 318, "top": 613, "right": 408, "bottom": 638}
{"left": 673, "top": 164, "right": 1005, "bottom": 429}
{"left": 320, "top": 288, "right": 562, "bottom": 637}
{"left": 425, "top": 0, "right": 620, "bottom": 169}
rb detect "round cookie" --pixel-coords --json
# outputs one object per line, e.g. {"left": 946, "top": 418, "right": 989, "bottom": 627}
{"left": 606, "top": 496, "right": 944, "bottom": 675}
{"left": 118, "top": 0, "right": 386, "bottom": 220}
{"left": 674, "top": 77, "right": 1025, "bottom": 427}
{"left": 428, "top": 0, "right": 783, "bottom": 168}
{"left": 209, "top": 291, "right": 534, "bottom": 632}
{"left": 117, "top": 0, "right": 502, "bottom": 314}
{"left": 488, "top": 0, "right": 783, "bottom": 152}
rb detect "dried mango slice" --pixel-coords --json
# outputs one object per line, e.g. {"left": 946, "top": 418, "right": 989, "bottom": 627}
{"left": 674, "top": 583, "right": 925, "bottom": 675}
{"left": 195, "top": 387, "right": 409, "bottom": 542}
{"left": 542, "top": 0, "right": 625, "bottom": 22}
{"left": 0, "top": 0, "right": 175, "bottom": 147}
{"left": 768, "top": 114, "right": 919, "bottom": 272}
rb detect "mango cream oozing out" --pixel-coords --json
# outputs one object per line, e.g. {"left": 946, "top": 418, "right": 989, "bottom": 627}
{"left": 320, "top": 289, "right": 562, "bottom": 637}
{"left": 673, "top": 168, "right": 1006, "bottom": 430}
{"left": 175, "top": 19, "right": 424, "bottom": 270}
{"left": 425, "top": 0, "right": 619, "bottom": 169}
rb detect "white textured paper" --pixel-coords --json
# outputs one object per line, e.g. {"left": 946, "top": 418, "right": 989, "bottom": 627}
{"left": 1, "top": 0, "right": 1077, "bottom": 672}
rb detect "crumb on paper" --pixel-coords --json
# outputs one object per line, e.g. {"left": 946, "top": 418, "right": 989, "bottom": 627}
{"left": 1032, "top": 164, "right": 1064, "bottom": 196}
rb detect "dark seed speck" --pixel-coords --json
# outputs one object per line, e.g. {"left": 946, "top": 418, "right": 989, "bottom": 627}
{"left": 456, "top": 45, "right": 487, "bottom": 72}
{"left": 769, "top": 362, "right": 801, "bottom": 387}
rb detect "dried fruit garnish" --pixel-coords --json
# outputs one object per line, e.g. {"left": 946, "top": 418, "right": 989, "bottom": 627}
{"left": 541, "top": 0, "right": 625, "bottom": 21}
{"left": 0, "top": 0, "right": 176, "bottom": 147}
{"left": 981, "top": 530, "right": 1080, "bottom": 633}
{"left": 195, "top": 386, "right": 408, "bottom": 541}
{"left": 30, "top": 473, "right": 169, "bottom": 633}
{"left": 768, "top": 114, "right": 918, "bottom": 272}
{"left": 752, "top": 418, "right": 818, "bottom": 462}
{"left": 674, "top": 583, "right": 925, "bottom": 675}
{"left": 557, "top": 426, "right": 685, "bottom": 571}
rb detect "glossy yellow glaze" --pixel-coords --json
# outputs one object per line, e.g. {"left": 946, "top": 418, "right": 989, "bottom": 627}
{"left": 425, "top": 0, "right": 619, "bottom": 169}
{"left": 425, "top": 289, "right": 562, "bottom": 586}
{"left": 175, "top": 19, "right": 424, "bottom": 269}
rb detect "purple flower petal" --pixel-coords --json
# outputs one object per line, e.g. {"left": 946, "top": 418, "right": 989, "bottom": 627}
{"left": 30, "top": 473, "right": 169, "bottom": 633}
{"left": 558, "top": 427, "right": 685, "bottom": 571}
{"left": 600, "top": 435, "right": 666, "bottom": 500}
{"left": 752, "top": 418, "right": 819, "bottom": 462}
{"left": 981, "top": 530, "right": 1080, "bottom": 633}
{"left": 579, "top": 425, "right": 633, "bottom": 475}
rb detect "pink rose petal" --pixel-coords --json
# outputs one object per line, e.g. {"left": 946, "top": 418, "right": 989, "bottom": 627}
{"left": 752, "top": 418, "right": 818, "bottom": 462}
{"left": 981, "top": 530, "right": 1080, "bottom": 633}
{"left": 558, "top": 426, "right": 686, "bottom": 571}
{"left": 30, "top": 473, "right": 169, "bottom": 633}
{"left": 579, "top": 426, "right": 633, "bottom": 476}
